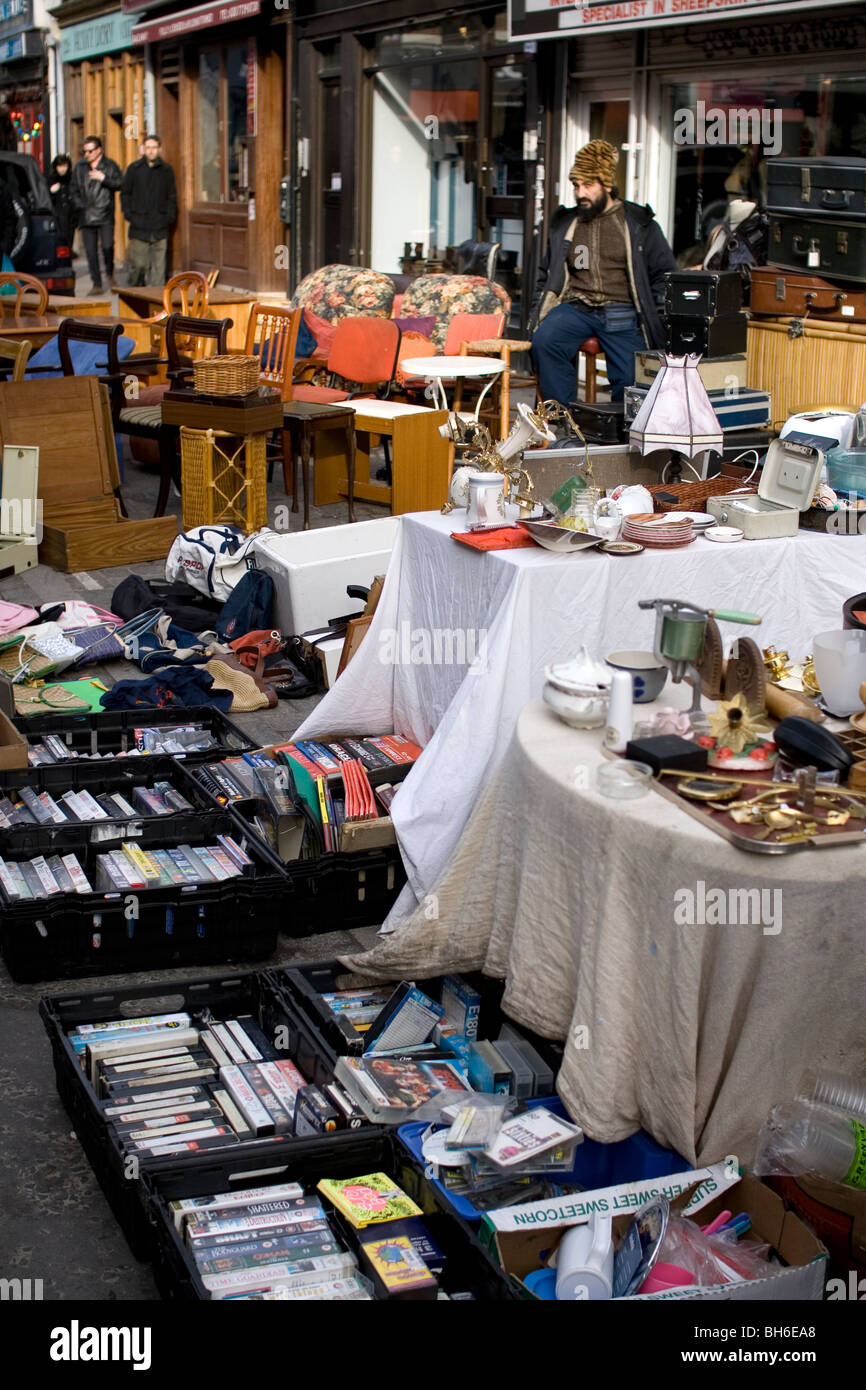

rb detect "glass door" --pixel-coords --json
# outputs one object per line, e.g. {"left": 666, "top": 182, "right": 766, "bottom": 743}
{"left": 479, "top": 55, "right": 536, "bottom": 331}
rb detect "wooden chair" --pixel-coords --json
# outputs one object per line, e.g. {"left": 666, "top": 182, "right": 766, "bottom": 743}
{"left": 0, "top": 336, "right": 32, "bottom": 381}
{"left": 0, "top": 272, "right": 49, "bottom": 316}
{"left": 137, "top": 271, "right": 210, "bottom": 324}
{"left": 244, "top": 302, "right": 302, "bottom": 399}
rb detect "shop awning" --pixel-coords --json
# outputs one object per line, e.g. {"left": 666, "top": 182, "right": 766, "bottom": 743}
{"left": 131, "top": 0, "right": 259, "bottom": 44}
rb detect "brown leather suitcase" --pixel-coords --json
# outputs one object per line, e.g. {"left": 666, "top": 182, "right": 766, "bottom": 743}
{"left": 748, "top": 265, "right": 866, "bottom": 323}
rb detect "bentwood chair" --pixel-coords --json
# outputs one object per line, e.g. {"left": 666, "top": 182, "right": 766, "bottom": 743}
{"left": 0, "top": 272, "right": 49, "bottom": 316}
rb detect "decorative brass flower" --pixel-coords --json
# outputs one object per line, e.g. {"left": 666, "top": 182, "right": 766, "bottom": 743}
{"left": 707, "top": 692, "right": 773, "bottom": 755}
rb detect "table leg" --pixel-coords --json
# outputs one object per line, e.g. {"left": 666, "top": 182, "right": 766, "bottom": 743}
{"left": 281, "top": 426, "right": 298, "bottom": 511}
{"left": 301, "top": 424, "right": 313, "bottom": 530}
{"left": 155, "top": 427, "right": 175, "bottom": 518}
{"left": 474, "top": 372, "right": 499, "bottom": 424}
{"left": 344, "top": 419, "right": 356, "bottom": 523}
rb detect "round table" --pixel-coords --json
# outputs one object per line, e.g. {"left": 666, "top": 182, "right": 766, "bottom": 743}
{"left": 401, "top": 354, "right": 507, "bottom": 421}
{"left": 335, "top": 677, "right": 866, "bottom": 1166}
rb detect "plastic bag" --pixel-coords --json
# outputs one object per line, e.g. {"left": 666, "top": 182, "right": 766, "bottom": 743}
{"left": 644, "top": 1213, "right": 776, "bottom": 1291}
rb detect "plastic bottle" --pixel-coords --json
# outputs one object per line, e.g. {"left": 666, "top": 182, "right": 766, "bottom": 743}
{"left": 798, "top": 1068, "right": 866, "bottom": 1124}
{"left": 754, "top": 1099, "right": 866, "bottom": 1189}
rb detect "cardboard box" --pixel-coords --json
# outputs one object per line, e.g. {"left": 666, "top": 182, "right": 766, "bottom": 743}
{"left": 0, "top": 709, "right": 27, "bottom": 770}
{"left": 482, "top": 1167, "right": 827, "bottom": 1302}
{"left": 769, "top": 1173, "right": 866, "bottom": 1285}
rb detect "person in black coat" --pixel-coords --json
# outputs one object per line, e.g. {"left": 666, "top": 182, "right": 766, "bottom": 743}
{"left": 121, "top": 134, "right": 177, "bottom": 286}
{"left": 71, "top": 135, "right": 123, "bottom": 292}
{"left": 48, "top": 153, "right": 77, "bottom": 249}
{"left": 529, "top": 140, "right": 677, "bottom": 405}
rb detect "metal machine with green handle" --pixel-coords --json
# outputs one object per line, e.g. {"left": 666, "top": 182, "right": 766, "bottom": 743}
{"left": 638, "top": 598, "right": 762, "bottom": 729}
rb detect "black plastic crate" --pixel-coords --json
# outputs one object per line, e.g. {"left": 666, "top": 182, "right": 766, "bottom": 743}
{"left": 0, "top": 759, "right": 218, "bottom": 855}
{"left": 3, "top": 811, "right": 286, "bottom": 981}
{"left": 272, "top": 959, "right": 507, "bottom": 1066}
{"left": 198, "top": 756, "right": 410, "bottom": 934}
{"left": 141, "top": 1130, "right": 516, "bottom": 1300}
{"left": 38, "top": 970, "right": 374, "bottom": 1260}
{"left": 18, "top": 706, "right": 254, "bottom": 768}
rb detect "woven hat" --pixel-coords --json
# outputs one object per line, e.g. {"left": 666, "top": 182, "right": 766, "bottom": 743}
{"left": 205, "top": 659, "right": 271, "bottom": 713}
{"left": 570, "top": 140, "right": 619, "bottom": 189}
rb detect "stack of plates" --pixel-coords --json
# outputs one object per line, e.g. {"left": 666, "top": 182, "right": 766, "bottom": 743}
{"left": 622, "top": 513, "right": 695, "bottom": 548}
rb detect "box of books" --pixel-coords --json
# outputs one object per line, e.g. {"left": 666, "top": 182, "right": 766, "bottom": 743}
{"left": 187, "top": 735, "right": 424, "bottom": 934}
{"left": 141, "top": 1130, "right": 516, "bottom": 1300}
{"left": 38, "top": 969, "right": 377, "bottom": 1261}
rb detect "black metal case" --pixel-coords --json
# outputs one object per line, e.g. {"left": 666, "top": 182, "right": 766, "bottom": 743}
{"left": 767, "top": 157, "right": 866, "bottom": 221}
{"left": 664, "top": 270, "right": 743, "bottom": 319}
{"left": 664, "top": 314, "right": 748, "bottom": 357}
{"left": 768, "top": 213, "right": 866, "bottom": 285}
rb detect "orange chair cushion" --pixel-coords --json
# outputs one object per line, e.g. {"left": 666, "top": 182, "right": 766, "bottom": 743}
{"left": 291, "top": 384, "right": 351, "bottom": 403}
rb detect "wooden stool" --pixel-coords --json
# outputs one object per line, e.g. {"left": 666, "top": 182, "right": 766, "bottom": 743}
{"left": 578, "top": 337, "right": 601, "bottom": 403}
{"left": 453, "top": 337, "right": 534, "bottom": 437}
{"left": 281, "top": 401, "right": 356, "bottom": 529}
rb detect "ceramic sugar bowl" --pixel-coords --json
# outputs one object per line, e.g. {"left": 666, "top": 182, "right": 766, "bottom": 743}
{"left": 543, "top": 646, "right": 612, "bottom": 729}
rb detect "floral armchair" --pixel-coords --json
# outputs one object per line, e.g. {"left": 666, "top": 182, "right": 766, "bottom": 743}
{"left": 398, "top": 274, "right": 511, "bottom": 352}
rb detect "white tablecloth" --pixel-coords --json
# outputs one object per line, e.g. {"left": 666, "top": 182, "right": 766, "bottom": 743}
{"left": 297, "top": 511, "right": 866, "bottom": 930}
{"left": 336, "top": 692, "right": 866, "bottom": 1168}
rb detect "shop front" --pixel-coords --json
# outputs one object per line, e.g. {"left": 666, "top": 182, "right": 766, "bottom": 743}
{"left": 509, "top": 0, "right": 866, "bottom": 266}
{"left": 294, "top": 0, "right": 562, "bottom": 330}
{"left": 0, "top": 0, "right": 48, "bottom": 166}
{"left": 128, "top": 0, "right": 287, "bottom": 290}
{"left": 56, "top": 6, "right": 144, "bottom": 262}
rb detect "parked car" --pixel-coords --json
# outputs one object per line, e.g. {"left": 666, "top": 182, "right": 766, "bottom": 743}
{"left": 0, "top": 151, "right": 75, "bottom": 294}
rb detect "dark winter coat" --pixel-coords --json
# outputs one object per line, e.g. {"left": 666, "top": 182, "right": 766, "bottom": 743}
{"left": 71, "top": 154, "right": 123, "bottom": 227}
{"left": 121, "top": 157, "right": 178, "bottom": 242}
{"left": 529, "top": 200, "right": 677, "bottom": 349}
{"left": 49, "top": 158, "right": 77, "bottom": 245}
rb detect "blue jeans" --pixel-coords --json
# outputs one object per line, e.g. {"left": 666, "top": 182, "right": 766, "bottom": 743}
{"left": 531, "top": 301, "right": 646, "bottom": 405}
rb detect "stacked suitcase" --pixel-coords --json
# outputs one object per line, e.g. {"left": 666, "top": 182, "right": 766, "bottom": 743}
{"left": 766, "top": 157, "right": 866, "bottom": 288}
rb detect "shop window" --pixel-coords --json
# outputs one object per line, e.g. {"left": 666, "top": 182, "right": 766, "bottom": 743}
{"left": 196, "top": 42, "right": 251, "bottom": 203}
{"left": 667, "top": 73, "right": 866, "bottom": 262}
{"left": 370, "top": 58, "right": 479, "bottom": 271}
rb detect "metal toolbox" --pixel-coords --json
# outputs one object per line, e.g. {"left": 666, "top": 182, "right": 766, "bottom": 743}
{"left": 769, "top": 214, "right": 866, "bottom": 285}
{"left": 706, "top": 432, "right": 827, "bottom": 539}
{"left": 664, "top": 269, "right": 743, "bottom": 319}
{"left": 767, "top": 157, "right": 866, "bottom": 221}
{"left": 664, "top": 314, "right": 747, "bottom": 357}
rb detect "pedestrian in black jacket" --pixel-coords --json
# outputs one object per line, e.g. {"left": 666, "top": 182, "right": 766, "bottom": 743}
{"left": 48, "top": 153, "right": 77, "bottom": 248}
{"left": 71, "top": 136, "right": 123, "bottom": 293}
{"left": 121, "top": 135, "right": 177, "bottom": 286}
{"left": 530, "top": 140, "right": 677, "bottom": 405}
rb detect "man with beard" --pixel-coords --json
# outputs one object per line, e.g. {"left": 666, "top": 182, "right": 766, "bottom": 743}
{"left": 529, "top": 140, "right": 676, "bottom": 405}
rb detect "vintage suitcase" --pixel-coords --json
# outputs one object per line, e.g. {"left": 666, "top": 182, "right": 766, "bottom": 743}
{"left": 625, "top": 385, "right": 770, "bottom": 431}
{"left": 748, "top": 265, "right": 866, "bottom": 323}
{"left": 633, "top": 351, "right": 747, "bottom": 391}
{"left": 664, "top": 269, "right": 743, "bottom": 319}
{"left": 767, "top": 157, "right": 866, "bottom": 221}
{"left": 665, "top": 314, "right": 747, "bottom": 357}
{"left": 769, "top": 214, "right": 866, "bottom": 285}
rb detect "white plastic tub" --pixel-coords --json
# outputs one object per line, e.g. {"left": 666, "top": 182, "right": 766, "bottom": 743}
{"left": 253, "top": 517, "right": 400, "bottom": 635}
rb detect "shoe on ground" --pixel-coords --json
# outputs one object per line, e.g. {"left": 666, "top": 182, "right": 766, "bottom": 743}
{"left": 89, "top": 282, "right": 104, "bottom": 294}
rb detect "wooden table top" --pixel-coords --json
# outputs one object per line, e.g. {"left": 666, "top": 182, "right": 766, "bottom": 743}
{"left": 0, "top": 313, "right": 63, "bottom": 337}
{"left": 283, "top": 401, "right": 355, "bottom": 420}
{"left": 118, "top": 285, "right": 254, "bottom": 309}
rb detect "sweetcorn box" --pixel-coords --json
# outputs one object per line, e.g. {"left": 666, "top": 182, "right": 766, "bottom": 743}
{"left": 481, "top": 1166, "right": 828, "bottom": 1302}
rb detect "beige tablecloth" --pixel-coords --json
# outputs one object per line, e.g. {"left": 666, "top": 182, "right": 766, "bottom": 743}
{"left": 341, "top": 691, "right": 866, "bottom": 1167}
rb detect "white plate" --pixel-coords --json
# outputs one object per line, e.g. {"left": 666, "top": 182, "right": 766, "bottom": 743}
{"left": 704, "top": 525, "right": 744, "bottom": 543}
{"left": 678, "top": 511, "right": 716, "bottom": 528}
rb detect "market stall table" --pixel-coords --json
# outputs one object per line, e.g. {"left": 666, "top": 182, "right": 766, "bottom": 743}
{"left": 296, "top": 510, "right": 866, "bottom": 933}
{"left": 332, "top": 685, "right": 866, "bottom": 1167}
{"left": 0, "top": 314, "right": 65, "bottom": 349}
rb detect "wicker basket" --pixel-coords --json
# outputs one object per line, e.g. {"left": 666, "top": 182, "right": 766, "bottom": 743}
{"left": 193, "top": 354, "right": 260, "bottom": 397}
{"left": 649, "top": 476, "right": 757, "bottom": 512}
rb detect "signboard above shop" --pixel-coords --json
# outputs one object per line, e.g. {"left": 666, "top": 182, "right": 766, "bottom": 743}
{"left": 131, "top": 0, "right": 260, "bottom": 42}
{"left": 509, "top": 0, "right": 864, "bottom": 41}
{"left": 60, "top": 13, "right": 136, "bottom": 62}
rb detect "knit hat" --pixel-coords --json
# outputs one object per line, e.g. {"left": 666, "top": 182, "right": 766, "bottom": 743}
{"left": 570, "top": 140, "right": 619, "bottom": 189}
